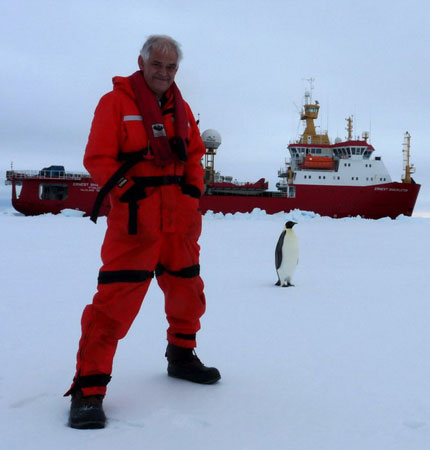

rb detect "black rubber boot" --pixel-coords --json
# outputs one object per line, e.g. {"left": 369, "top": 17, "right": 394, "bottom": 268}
{"left": 166, "top": 343, "right": 221, "bottom": 384}
{"left": 68, "top": 390, "right": 106, "bottom": 429}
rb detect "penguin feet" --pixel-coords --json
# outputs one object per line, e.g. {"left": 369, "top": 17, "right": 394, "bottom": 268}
{"left": 275, "top": 280, "right": 294, "bottom": 287}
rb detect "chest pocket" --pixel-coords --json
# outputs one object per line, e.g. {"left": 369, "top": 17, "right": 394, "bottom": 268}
{"left": 122, "top": 115, "right": 148, "bottom": 152}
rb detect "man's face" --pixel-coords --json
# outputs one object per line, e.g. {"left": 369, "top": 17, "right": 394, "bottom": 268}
{"left": 139, "top": 48, "right": 178, "bottom": 99}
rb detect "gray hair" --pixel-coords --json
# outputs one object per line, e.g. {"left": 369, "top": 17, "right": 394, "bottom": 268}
{"left": 140, "top": 35, "right": 183, "bottom": 63}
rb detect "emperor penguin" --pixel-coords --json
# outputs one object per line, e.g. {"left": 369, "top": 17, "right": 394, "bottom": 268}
{"left": 275, "top": 221, "right": 299, "bottom": 287}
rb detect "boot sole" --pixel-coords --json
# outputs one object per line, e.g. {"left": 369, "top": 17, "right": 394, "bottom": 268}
{"left": 168, "top": 372, "right": 221, "bottom": 384}
{"left": 69, "top": 419, "right": 106, "bottom": 429}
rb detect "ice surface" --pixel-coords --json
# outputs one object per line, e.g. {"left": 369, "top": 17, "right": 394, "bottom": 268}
{"left": 1, "top": 202, "right": 430, "bottom": 449}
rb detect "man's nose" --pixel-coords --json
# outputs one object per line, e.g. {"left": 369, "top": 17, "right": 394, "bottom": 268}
{"left": 158, "top": 65, "right": 168, "bottom": 76}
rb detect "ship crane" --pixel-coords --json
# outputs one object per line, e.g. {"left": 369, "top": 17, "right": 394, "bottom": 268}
{"left": 346, "top": 116, "right": 353, "bottom": 140}
{"left": 402, "top": 131, "right": 415, "bottom": 184}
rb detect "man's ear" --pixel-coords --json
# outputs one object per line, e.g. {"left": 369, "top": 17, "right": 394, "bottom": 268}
{"left": 138, "top": 55, "right": 144, "bottom": 71}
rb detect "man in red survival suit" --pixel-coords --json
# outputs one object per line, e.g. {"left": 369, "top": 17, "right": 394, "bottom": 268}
{"left": 66, "top": 35, "right": 220, "bottom": 430}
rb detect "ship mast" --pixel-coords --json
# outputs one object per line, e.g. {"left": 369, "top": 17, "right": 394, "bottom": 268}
{"left": 402, "top": 131, "right": 415, "bottom": 184}
{"left": 299, "top": 78, "right": 330, "bottom": 145}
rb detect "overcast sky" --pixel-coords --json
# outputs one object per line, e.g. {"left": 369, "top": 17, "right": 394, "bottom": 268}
{"left": 1, "top": 0, "right": 429, "bottom": 203}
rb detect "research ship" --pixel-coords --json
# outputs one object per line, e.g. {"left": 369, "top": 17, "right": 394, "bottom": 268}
{"left": 5, "top": 90, "right": 420, "bottom": 219}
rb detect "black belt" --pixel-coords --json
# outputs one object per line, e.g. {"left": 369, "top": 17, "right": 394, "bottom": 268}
{"left": 122, "top": 175, "right": 183, "bottom": 235}
{"left": 89, "top": 148, "right": 184, "bottom": 235}
{"left": 118, "top": 175, "right": 184, "bottom": 203}
{"left": 90, "top": 149, "right": 149, "bottom": 223}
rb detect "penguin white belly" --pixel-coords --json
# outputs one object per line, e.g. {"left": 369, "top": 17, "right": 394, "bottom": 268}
{"left": 277, "top": 233, "right": 299, "bottom": 286}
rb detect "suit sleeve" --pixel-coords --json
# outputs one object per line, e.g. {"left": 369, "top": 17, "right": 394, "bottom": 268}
{"left": 182, "top": 103, "right": 205, "bottom": 197}
{"left": 83, "top": 92, "right": 123, "bottom": 188}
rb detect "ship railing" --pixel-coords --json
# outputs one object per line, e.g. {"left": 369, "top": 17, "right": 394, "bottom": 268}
{"left": 278, "top": 164, "right": 297, "bottom": 177}
{"left": 213, "top": 178, "right": 255, "bottom": 186}
{"left": 212, "top": 179, "right": 268, "bottom": 188}
{"left": 6, "top": 170, "right": 91, "bottom": 180}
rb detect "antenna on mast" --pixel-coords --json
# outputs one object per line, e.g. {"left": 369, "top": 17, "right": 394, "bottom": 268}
{"left": 302, "top": 77, "right": 315, "bottom": 103}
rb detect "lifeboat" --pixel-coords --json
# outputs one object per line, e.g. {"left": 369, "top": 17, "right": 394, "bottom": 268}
{"left": 301, "top": 154, "right": 335, "bottom": 170}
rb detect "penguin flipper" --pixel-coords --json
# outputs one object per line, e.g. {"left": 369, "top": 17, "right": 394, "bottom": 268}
{"left": 275, "top": 231, "right": 286, "bottom": 270}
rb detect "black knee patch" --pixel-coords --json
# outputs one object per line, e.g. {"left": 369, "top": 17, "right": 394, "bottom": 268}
{"left": 98, "top": 270, "right": 154, "bottom": 284}
{"left": 155, "top": 264, "right": 200, "bottom": 278}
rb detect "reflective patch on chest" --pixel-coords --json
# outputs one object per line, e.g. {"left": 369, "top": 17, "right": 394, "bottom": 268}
{"left": 123, "top": 115, "right": 143, "bottom": 121}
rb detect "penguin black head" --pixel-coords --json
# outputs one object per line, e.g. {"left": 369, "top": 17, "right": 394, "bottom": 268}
{"left": 285, "top": 221, "right": 297, "bottom": 229}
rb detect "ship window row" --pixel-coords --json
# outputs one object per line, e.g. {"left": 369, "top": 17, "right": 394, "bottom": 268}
{"left": 344, "top": 162, "right": 375, "bottom": 169}
{"left": 290, "top": 147, "right": 324, "bottom": 155}
{"left": 291, "top": 147, "right": 370, "bottom": 157}
{"left": 334, "top": 147, "right": 368, "bottom": 156}
{"left": 302, "top": 175, "right": 388, "bottom": 182}
{"left": 347, "top": 147, "right": 366, "bottom": 155}
{"left": 347, "top": 177, "right": 388, "bottom": 181}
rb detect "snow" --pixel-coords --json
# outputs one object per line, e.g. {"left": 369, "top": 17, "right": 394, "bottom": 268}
{"left": 1, "top": 194, "right": 430, "bottom": 449}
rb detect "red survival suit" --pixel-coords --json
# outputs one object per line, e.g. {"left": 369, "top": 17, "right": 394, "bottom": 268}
{"left": 66, "top": 73, "right": 206, "bottom": 397}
